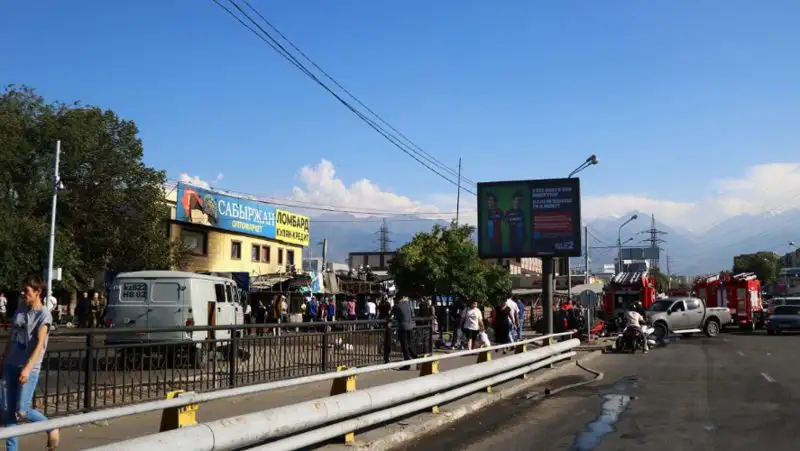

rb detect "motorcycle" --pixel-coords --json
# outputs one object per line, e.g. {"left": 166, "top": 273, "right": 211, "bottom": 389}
{"left": 615, "top": 325, "right": 656, "bottom": 353}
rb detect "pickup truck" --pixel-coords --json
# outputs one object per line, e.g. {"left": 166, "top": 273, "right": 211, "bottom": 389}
{"left": 646, "top": 297, "right": 733, "bottom": 342}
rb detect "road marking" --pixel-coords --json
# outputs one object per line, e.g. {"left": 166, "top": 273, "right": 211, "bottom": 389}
{"left": 736, "top": 351, "right": 745, "bottom": 356}
{"left": 722, "top": 338, "right": 730, "bottom": 342}
{"left": 767, "top": 352, "right": 772, "bottom": 356}
{"left": 761, "top": 372, "right": 776, "bottom": 383}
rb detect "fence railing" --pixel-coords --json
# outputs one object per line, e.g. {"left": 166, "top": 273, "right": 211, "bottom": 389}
{"left": 4, "top": 319, "right": 433, "bottom": 418}
{"left": 0, "top": 331, "right": 576, "bottom": 444}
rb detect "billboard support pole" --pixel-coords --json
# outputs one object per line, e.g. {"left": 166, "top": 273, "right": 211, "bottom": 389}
{"left": 542, "top": 256, "right": 554, "bottom": 336}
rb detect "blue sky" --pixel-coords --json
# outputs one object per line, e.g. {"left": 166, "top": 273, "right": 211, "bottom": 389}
{"left": 3, "top": 0, "right": 800, "bottom": 226}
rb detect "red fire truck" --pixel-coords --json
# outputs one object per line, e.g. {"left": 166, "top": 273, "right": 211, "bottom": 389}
{"left": 602, "top": 272, "right": 657, "bottom": 319}
{"left": 727, "top": 272, "right": 764, "bottom": 331}
{"left": 694, "top": 272, "right": 763, "bottom": 331}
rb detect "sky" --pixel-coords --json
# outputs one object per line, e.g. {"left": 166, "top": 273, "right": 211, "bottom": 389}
{"left": 4, "top": 0, "right": 800, "bottom": 232}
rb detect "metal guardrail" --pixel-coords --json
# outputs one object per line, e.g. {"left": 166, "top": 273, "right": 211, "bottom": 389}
{"left": 4, "top": 318, "right": 433, "bottom": 418}
{"left": 0, "top": 331, "right": 575, "bottom": 442}
{"left": 90, "top": 335, "right": 580, "bottom": 451}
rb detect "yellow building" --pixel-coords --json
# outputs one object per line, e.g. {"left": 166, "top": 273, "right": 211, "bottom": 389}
{"left": 166, "top": 183, "right": 309, "bottom": 276}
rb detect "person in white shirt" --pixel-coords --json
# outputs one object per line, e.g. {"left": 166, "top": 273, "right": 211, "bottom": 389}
{"left": 460, "top": 300, "right": 485, "bottom": 350}
{"left": 366, "top": 299, "right": 377, "bottom": 320}
{"left": 504, "top": 298, "right": 519, "bottom": 343}
{"left": 624, "top": 307, "right": 648, "bottom": 353}
{"left": 0, "top": 291, "right": 7, "bottom": 324}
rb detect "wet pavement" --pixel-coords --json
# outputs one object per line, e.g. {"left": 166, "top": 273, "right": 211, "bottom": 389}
{"left": 400, "top": 331, "right": 800, "bottom": 451}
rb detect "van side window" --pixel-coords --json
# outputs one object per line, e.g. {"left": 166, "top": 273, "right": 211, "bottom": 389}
{"left": 686, "top": 299, "right": 701, "bottom": 310}
{"left": 214, "top": 284, "right": 226, "bottom": 303}
{"left": 152, "top": 282, "right": 181, "bottom": 303}
{"left": 225, "top": 284, "right": 234, "bottom": 304}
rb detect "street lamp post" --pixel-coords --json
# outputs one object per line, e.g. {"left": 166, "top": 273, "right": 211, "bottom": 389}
{"left": 566, "top": 154, "right": 599, "bottom": 300}
{"left": 617, "top": 215, "right": 638, "bottom": 273}
{"left": 46, "top": 141, "right": 63, "bottom": 302}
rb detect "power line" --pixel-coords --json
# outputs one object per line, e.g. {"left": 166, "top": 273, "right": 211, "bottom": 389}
{"left": 211, "top": 0, "right": 476, "bottom": 196}
{"left": 240, "top": 0, "right": 477, "bottom": 188}
{"left": 168, "top": 178, "right": 473, "bottom": 217}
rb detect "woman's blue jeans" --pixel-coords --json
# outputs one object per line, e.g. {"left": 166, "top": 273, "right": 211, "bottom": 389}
{"left": 3, "top": 364, "right": 49, "bottom": 451}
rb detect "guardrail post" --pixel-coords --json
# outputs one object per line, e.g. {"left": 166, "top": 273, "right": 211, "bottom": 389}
{"left": 82, "top": 330, "right": 94, "bottom": 412}
{"left": 515, "top": 343, "right": 528, "bottom": 379}
{"left": 418, "top": 355, "right": 440, "bottom": 413}
{"left": 159, "top": 390, "right": 199, "bottom": 432}
{"left": 476, "top": 350, "right": 492, "bottom": 393}
{"left": 329, "top": 365, "right": 357, "bottom": 444}
{"left": 228, "top": 326, "right": 238, "bottom": 388}
{"left": 382, "top": 321, "right": 392, "bottom": 363}
{"left": 427, "top": 318, "right": 434, "bottom": 355}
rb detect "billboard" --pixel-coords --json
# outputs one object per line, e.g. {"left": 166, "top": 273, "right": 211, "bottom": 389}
{"left": 477, "top": 178, "right": 581, "bottom": 258}
{"left": 619, "top": 247, "right": 660, "bottom": 261}
{"left": 175, "top": 183, "right": 310, "bottom": 247}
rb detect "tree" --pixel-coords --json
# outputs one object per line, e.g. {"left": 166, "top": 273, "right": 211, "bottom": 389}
{"left": 732, "top": 252, "right": 782, "bottom": 285}
{"left": 0, "top": 85, "right": 183, "bottom": 291}
{"left": 389, "top": 222, "right": 511, "bottom": 304}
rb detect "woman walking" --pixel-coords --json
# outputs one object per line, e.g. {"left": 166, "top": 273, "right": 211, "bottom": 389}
{"left": 460, "top": 300, "right": 484, "bottom": 350}
{"left": 2, "top": 273, "right": 59, "bottom": 450}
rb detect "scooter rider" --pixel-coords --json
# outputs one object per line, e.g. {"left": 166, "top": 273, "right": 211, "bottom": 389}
{"left": 625, "top": 303, "right": 649, "bottom": 354}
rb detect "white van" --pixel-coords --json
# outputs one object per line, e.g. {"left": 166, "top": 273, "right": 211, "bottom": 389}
{"left": 105, "top": 271, "right": 244, "bottom": 347}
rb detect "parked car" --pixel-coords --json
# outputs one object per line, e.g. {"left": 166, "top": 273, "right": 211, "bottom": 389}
{"left": 765, "top": 305, "right": 800, "bottom": 335}
{"left": 646, "top": 297, "right": 733, "bottom": 342}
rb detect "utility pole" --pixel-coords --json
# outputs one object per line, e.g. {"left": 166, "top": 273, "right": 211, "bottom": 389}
{"left": 46, "top": 140, "right": 62, "bottom": 300}
{"left": 455, "top": 157, "right": 462, "bottom": 225}
{"left": 584, "top": 226, "right": 590, "bottom": 284}
{"left": 666, "top": 250, "right": 672, "bottom": 290}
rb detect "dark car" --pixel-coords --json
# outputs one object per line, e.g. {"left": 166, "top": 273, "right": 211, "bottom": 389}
{"left": 765, "top": 305, "right": 800, "bottom": 335}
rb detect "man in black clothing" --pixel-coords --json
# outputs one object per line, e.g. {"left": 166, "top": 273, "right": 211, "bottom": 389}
{"left": 391, "top": 298, "right": 417, "bottom": 369}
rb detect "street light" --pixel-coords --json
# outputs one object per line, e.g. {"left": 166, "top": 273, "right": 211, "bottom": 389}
{"left": 566, "top": 154, "right": 599, "bottom": 299}
{"left": 567, "top": 154, "right": 599, "bottom": 178}
{"left": 617, "top": 215, "right": 638, "bottom": 273}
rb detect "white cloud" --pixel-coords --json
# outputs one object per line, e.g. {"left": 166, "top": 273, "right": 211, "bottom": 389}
{"left": 290, "top": 159, "right": 447, "bottom": 217}
{"left": 290, "top": 160, "right": 800, "bottom": 232}
{"left": 581, "top": 163, "right": 800, "bottom": 231}
{"left": 179, "top": 172, "right": 211, "bottom": 189}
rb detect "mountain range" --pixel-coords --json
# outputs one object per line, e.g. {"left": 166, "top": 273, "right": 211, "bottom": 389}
{"left": 308, "top": 209, "right": 800, "bottom": 275}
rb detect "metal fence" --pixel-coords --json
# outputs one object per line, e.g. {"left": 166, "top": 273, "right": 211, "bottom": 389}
{"left": 6, "top": 319, "right": 433, "bottom": 418}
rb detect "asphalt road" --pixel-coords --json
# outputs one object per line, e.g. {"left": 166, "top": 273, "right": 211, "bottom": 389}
{"left": 401, "top": 331, "right": 800, "bottom": 451}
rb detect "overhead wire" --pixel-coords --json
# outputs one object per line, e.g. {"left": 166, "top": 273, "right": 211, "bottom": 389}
{"left": 211, "top": 0, "right": 476, "bottom": 196}
{"left": 167, "top": 178, "right": 474, "bottom": 217}
{"left": 239, "top": 0, "right": 477, "bottom": 188}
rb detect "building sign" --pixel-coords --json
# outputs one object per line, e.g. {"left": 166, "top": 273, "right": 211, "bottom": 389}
{"left": 477, "top": 178, "right": 582, "bottom": 258}
{"left": 275, "top": 209, "right": 310, "bottom": 247}
{"left": 176, "top": 183, "right": 310, "bottom": 247}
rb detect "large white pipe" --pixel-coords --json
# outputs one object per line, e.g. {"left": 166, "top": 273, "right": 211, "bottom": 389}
{"left": 253, "top": 351, "right": 576, "bottom": 451}
{"left": 87, "top": 339, "right": 580, "bottom": 451}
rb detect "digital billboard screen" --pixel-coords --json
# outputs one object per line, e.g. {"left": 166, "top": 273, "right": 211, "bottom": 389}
{"left": 477, "top": 178, "right": 582, "bottom": 258}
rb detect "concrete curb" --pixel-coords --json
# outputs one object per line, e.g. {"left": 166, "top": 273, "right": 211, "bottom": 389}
{"left": 354, "top": 350, "right": 604, "bottom": 451}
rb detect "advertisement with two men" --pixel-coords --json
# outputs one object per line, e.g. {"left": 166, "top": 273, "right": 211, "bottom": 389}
{"left": 477, "top": 178, "right": 582, "bottom": 258}
{"left": 176, "top": 182, "right": 310, "bottom": 247}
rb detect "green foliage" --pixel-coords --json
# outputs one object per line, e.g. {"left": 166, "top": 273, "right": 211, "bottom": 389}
{"left": 389, "top": 222, "right": 511, "bottom": 304}
{"left": 732, "top": 252, "right": 782, "bottom": 285}
{"left": 649, "top": 268, "right": 670, "bottom": 292}
{"left": 0, "top": 85, "right": 183, "bottom": 291}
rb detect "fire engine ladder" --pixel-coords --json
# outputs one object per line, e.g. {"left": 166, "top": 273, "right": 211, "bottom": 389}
{"left": 733, "top": 272, "right": 758, "bottom": 281}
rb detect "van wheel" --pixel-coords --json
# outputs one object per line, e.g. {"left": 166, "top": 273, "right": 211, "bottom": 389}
{"left": 653, "top": 323, "right": 668, "bottom": 343}
{"left": 704, "top": 319, "right": 721, "bottom": 337}
{"left": 192, "top": 347, "right": 208, "bottom": 369}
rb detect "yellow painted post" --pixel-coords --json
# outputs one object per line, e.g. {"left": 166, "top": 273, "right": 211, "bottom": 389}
{"left": 159, "top": 390, "right": 199, "bottom": 432}
{"left": 330, "top": 365, "right": 357, "bottom": 444}
{"left": 476, "top": 350, "right": 492, "bottom": 393}
{"left": 515, "top": 343, "right": 528, "bottom": 379}
{"left": 418, "top": 355, "right": 440, "bottom": 413}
